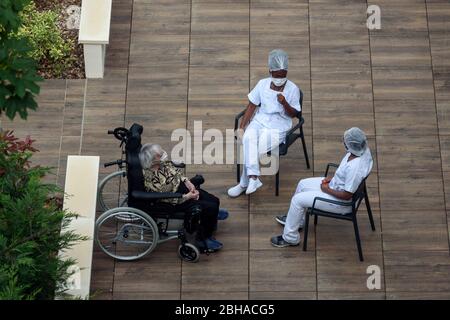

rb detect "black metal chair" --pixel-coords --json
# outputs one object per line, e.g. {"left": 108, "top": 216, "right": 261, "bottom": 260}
{"left": 234, "top": 89, "right": 310, "bottom": 196}
{"left": 302, "top": 163, "right": 376, "bottom": 261}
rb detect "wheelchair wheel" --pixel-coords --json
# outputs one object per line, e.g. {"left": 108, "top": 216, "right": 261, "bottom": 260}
{"left": 98, "top": 170, "right": 128, "bottom": 212}
{"left": 95, "top": 207, "right": 159, "bottom": 261}
{"left": 177, "top": 243, "right": 200, "bottom": 263}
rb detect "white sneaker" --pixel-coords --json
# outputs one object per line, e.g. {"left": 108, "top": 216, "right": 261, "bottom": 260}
{"left": 228, "top": 184, "right": 247, "bottom": 198}
{"left": 245, "top": 178, "right": 263, "bottom": 195}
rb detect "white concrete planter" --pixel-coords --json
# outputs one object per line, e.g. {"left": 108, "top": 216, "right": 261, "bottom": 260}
{"left": 78, "top": 0, "right": 112, "bottom": 79}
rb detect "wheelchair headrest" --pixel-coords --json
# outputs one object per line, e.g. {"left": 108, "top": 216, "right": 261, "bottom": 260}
{"left": 126, "top": 123, "right": 143, "bottom": 152}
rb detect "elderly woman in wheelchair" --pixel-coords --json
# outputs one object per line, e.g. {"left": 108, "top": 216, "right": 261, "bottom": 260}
{"left": 139, "top": 143, "right": 227, "bottom": 252}
{"left": 95, "top": 123, "right": 227, "bottom": 263}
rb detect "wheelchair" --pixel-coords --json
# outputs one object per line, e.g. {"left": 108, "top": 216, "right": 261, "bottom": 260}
{"left": 95, "top": 123, "right": 206, "bottom": 262}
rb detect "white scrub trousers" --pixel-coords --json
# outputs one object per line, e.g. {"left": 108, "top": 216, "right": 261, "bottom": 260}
{"left": 283, "top": 177, "right": 352, "bottom": 244}
{"left": 239, "top": 120, "right": 284, "bottom": 187}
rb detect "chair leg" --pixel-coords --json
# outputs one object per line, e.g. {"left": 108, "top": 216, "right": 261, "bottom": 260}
{"left": 275, "top": 170, "right": 280, "bottom": 197}
{"left": 303, "top": 210, "right": 310, "bottom": 251}
{"left": 314, "top": 214, "right": 318, "bottom": 226}
{"left": 365, "top": 188, "right": 376, "bottom": 231}
{"left": 237, "top": 163, "right": 240, "bottom": 183}
{"left": 300, "top": 128, "right": 310, "bottom": 169}
{"left": 353, "top": 216, "right": 364, "bottom": 261}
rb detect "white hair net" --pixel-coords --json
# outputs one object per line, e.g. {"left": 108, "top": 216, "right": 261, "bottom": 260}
{"left": 268, "top": 49, "right": 288, "bottom": 71}
{"left": 344, "top": 127, "right": 368, "bottom": 156}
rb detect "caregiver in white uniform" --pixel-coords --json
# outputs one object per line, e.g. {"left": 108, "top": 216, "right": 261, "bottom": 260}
{"left": 228, "top": 49, "right": 302, "bottom": 197}
{"left": 271, "top": 127, "right": 373, "bottom": 247}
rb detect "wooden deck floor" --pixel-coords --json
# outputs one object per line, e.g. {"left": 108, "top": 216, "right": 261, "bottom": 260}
{"left": 2, "top": 0, "right": 450, "bottom": 299}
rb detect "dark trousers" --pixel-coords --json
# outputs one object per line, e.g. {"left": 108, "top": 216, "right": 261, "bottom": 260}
{"left": 174, "top": 183, "right": 220, "bottom": 239}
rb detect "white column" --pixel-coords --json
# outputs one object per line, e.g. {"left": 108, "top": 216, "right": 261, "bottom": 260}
{"left": 83, "top": 44, "right": 106, "bottom": 78}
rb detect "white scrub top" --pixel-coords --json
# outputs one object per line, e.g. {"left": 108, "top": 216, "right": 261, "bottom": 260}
{"left": 329, "top": 148, "right": 373, "bottom": 194}
{"left": 247, "top": 78, "right": 301, "bottom": 134}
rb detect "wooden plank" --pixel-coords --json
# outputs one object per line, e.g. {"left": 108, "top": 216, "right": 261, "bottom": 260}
{"left": 312, "top": 100, "right": 375, "bottom": 136}
{"left": 189, "top": 67, "right": 249, "bottom": 101}
{"left": 182, "top": 250, "right": 249, "bottom": 292}
{"left": 368, "top": 0, "right": 428, "bottom": 34}
{"left": 250, "top": 291, "right": 316, "bottom": 300}
{"left": 316, "top": 250, "right": 384, "bottom": 292}
{"left": 382, "top": 210, "right": 449, "bottom": 252}
{"left": 318, "top": 292, "right": 385, "bottom": 300}
{"left": 311, "top": 67, "right": 372, "bottom": 101}
{"left": 131, "top": 1, "right": 190, "bottom": 36}
{"left": 384, "top": 250, "right": 450, "bottom": 292}
{"left": 370, "top": 33, "right": 432, "bottom": 68}
{"left": 191, "top": 2, "right": 249, "bottom": 36}
{"left": 129, "top": 35, "right": 190, "bottom": 68}
{"left": 372, "top": 66, "right": 435, "bottom": 100}
{"left": 441, "top": 172, "right": 450, "bottom": 210}
{"left": 374, "top": 99, "right": 438, "bottom": 136}
{"left": 377, "top": 135, "right": 441, "bottom": 172}
{"left": 182, "top": 291, "right": 248, "bottom": 300}
{"left": 127, "top": 66, "right": 188, "bottom": 101}
{"left": 379, "top": 172, "right": 445, "bottom": 211}
{"left": 250, "top": 249, "right": 316, "bottom": 292}
{"left": 113, "top": 292, "right": 180, "bottom": 300}
{"left": 126, "top": 100, "right": 188, "bottom": 134}
{"left": 63, "top": 80, "right": 85, "bottom": 137}
{"left": 433, "top": 66, "right": 450, "bottom": 100}
{"left": 57, "top": 136, "right": 81, "bottom": 185}
{"left": 190, "top": 35, "right": 249, "bottom": 67}
{"left": 113, "top": 250, "right": 182, "bottom": 292}
{"left": 387, "top": 291, "right": 450, "bottom": 300}
{"left": 90, "top": 253, "right": 114, "bottom": 298}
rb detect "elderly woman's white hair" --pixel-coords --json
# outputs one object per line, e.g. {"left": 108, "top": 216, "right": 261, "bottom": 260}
{"left": 139, "top": 143, "right": 167, "bottom": 169}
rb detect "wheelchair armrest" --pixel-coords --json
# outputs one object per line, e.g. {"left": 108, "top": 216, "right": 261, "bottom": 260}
{"left": 312, "top": 196, "right": 353, "bottom": 210}
{"left": 171, "top": 161, "right": 186, "bottom": 168}
{"left": 234, "top": 109, "right": 247, "bottom": 131}
{"left": 131, "top": 190, "right": 183, "bottom": 200}
{"left": 324, "top": 163, "right": 339, "bottom": 177}
{"left": 190, "top": 174, "right": 205, "bottom": 188}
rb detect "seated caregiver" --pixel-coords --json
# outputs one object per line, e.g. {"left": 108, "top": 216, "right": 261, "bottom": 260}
{"left": 271, "top": 127, "right": 373, "bottom": 247}
{"left": 228, "top": 49, "right": 302, "bottom": 197}
{"left": 139, "top": 143, "right": 228, "bottom": 252}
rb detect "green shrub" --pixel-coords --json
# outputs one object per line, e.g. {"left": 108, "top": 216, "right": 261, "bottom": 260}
{"left": 0, "top": 0, "right": 42, "bottom": 121}
{"left": 0, "top": 131, "right": 87, "bottom": 300}
{"left": 16, "top": 1, "right": 75, "bottom": 77}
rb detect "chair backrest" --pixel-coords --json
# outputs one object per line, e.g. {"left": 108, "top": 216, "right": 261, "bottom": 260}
{"left": 124, "top": 123, "right": 146, "bottom": 208}
{"left": 298, "top": 88, "right": 303, "bottom": 115}
{"left": 351, "top": 176, "right": 369, "bottom": 212}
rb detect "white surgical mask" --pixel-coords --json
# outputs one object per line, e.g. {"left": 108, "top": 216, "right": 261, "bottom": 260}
{"left": 271, "top": 77, "right": 287, "bottom": 87}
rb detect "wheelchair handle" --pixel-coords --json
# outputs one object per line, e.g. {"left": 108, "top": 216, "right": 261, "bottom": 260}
{"left": 107, "top": 130, "right": 114, "bottom": 134}
{"left": 104, "top": 159, "right": 125, "bottom": 168}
